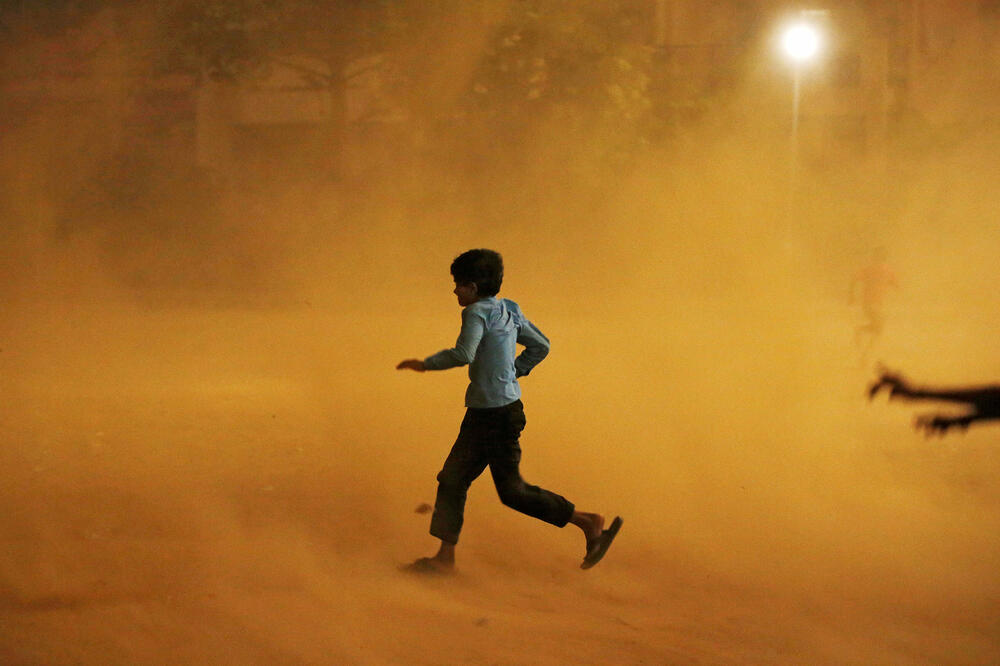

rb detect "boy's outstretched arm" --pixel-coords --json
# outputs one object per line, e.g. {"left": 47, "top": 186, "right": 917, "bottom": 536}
{"left": 424, "top": 308, "right": 485, "bottom": 370}
{"left": 397, "top": 308, "right": 485, "bottom": 374}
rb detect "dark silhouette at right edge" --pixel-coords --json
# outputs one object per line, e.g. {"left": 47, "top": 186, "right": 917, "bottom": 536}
{"left": 868, "top": 366, "right": 1000, "bottom": 435}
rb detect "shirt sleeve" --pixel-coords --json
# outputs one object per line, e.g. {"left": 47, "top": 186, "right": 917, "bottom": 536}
{"left": 423, "top": 307, "right": 485, "bottom": 370}
{"left": 514, "top": 313, "right": 550, "bottom": 378}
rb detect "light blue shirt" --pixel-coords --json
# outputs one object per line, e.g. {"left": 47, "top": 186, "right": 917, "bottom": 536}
{"left": 423, "top": 297, "right": 550, "bottom": 408}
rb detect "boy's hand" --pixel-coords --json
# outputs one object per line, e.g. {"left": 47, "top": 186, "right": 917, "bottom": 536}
{"left": 396, "top": 359, "right": 426, "bottom": 372}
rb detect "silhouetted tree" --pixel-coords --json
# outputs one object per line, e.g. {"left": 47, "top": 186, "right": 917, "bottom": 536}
{"left": 461, "top": 0, "right": 659, "bottom": 164}
{"left": 0, "top": 0, "right": 103, "bottom": 39}
{"left": 153, "top": 0, "right": 404, "bottom": 180}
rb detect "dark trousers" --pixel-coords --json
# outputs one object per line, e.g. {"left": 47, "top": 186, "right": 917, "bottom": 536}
{"left": 430, "top": 400, "right": 575, "bottom": 545}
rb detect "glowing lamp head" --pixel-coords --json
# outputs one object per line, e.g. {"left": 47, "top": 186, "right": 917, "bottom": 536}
{"left": 782, "top": 23, "right": 821, "bottom": 63}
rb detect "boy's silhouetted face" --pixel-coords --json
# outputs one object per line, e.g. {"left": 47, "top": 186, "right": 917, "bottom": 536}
{"left": 453, "top": 281, "right": 479, "bottom": 307}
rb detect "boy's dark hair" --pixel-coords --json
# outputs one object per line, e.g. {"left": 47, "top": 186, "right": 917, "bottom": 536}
{"left": 451, "top": 249, "right": 503, "bottom": 297}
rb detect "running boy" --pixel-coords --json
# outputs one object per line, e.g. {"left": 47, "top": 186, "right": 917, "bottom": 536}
{"left": 396, "top": 249, "right": 621, "bottom": 573}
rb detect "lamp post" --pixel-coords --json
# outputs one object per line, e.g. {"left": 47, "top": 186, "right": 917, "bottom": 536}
{"left": 778, "top": 16, "right": 824, "bottom": 242}
{"left": 781, "top": 21, "right": 821, "bottom": 159}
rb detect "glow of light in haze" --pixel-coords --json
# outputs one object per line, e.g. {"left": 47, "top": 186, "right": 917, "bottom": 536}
{"left": 781, "top": 23, "right": 821, "bottom": 63}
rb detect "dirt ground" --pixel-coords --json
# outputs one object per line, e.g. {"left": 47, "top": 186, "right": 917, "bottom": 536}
{"left": 2, "top": 261, "right": 998, "bottom": 665}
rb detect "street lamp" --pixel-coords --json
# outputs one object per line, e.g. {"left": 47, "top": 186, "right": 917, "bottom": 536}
{"left": 782, "top": 23, "right": 821, "bottom": 63}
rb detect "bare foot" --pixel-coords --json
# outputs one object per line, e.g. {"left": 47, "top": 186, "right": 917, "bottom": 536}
{"left": 581, "top": 516, "right": 623, "bottom": 569}
{"left": 401, "top": 556, "right": 454, "bottom": 575}
{"left": 571, "top": 511, "right": 605, "bottom": 550}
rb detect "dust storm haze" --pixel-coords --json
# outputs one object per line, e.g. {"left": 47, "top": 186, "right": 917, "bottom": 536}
{"left": 2, "top": 1, "right": 999, "bottom": 664}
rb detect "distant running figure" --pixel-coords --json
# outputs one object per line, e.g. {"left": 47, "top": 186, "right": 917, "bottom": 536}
{"left": 396, "top": 249, "right": 621, "bottom": 573}
{"left": 868, "top": 366, "right": 1000, "bottom": 435}
{"left": 850, "top": 247, "right": 900, "bottom": 360}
